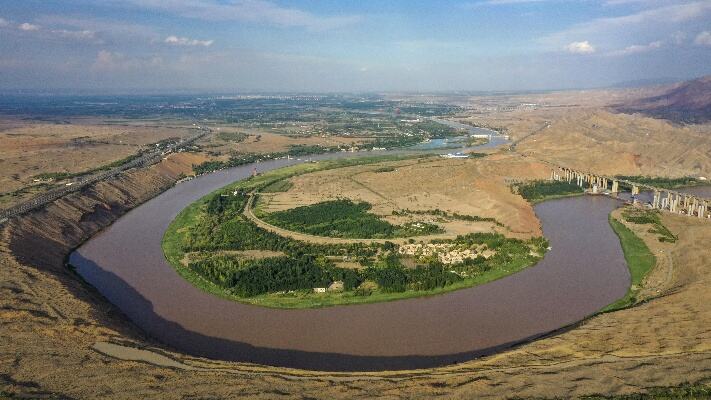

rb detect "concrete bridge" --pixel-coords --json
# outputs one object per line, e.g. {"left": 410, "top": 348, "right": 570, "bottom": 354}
{"left": 550, "top": 166, "right": 710, "bottom": 220}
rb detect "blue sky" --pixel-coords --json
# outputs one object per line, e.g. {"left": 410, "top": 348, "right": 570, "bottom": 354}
{"left": 0, "top": 0, "right": 709, "bottom": 92}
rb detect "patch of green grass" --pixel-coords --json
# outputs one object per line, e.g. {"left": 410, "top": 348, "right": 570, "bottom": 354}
{"left": 217, "top": 131, "right": 247, "bottom": 142}
{"left": 601, "top": 216, "right": 656, "bottom": 312}
{"left": 260, "top": 179, "right": 293, "bottom": 193}
{"left": 263, "top": 199, "right": 444, "bottom": 239}
{"left": 161, "top": 196, "right": 236, "bottom": 301}
{"left": 615, "top": 175, "right": 703, "bottom": 189}
{"left": 264, "top": 200, "right": 394, "bottom": 238}
{"left": 514, "top": 180, "right": 584, "bottom": 203}
{"left": 622, "top": 209, "right": 677, "bottom": 243}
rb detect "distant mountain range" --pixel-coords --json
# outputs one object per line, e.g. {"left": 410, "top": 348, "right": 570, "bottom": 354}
{"left": 615, "top": 75, "right": 711, "bottom": 123}
{"left": 609, "top": 77, "right": 682, "bottom": 89}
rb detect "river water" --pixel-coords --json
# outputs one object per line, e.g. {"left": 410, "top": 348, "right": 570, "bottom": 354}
{"left": 69, "top": 123, "right": 632, "bottom": 371}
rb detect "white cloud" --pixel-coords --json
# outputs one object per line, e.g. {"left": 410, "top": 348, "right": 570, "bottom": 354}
{"left": 466, "top": 0, "right": 547, "bottom": 5}
{"left": 165, "top": 35, "right": 214, "bottom": 47}
{"left": 607, "top": 40, "right": 662, "bottom": 56}
{"left": 603, "top": 0, "right": 666, "bottom": 5}
{"left": 542, "top": 2, "right": 711, "bottom": 49}
{"left": 0, "top": 17, "right": 9, "bottom": 27}
{"left": 53, "top": 29, "right": 97, "bottom": 41}
{"left": 671, "top": 31, "right": 687, "bottom": 45}
{"left": 36, "top": 15, "right": 160, "bottom": 44}
{"left": 124, "top": 0, "right": 361, "bottom": 31}
{"left": 92, "top": 50, "right": 163, "bottom": 72}
{"left": 694, "top": 31, "right": 711, "bottom": 46}
{"left": 565, "top": 41, "right": 596, "bottom": 54}
{"left": 18, "top": 22, "right": 40, "bottom": 31}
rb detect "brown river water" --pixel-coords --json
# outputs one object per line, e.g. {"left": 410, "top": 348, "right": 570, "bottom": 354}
{"left": 69, "top": 150, "right": 636, "bottom": 371}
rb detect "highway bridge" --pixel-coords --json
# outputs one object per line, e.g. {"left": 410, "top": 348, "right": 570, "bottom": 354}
{"left": 0, "top": 124, "right": 211, "bottom": 225}
{"left": 550, "top": 165, "right": 710, "bottom": 220}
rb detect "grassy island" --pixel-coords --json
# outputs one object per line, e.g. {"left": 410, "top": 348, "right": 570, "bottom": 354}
{"left": 162, "top": 156, "right": 549, "bottom": 308}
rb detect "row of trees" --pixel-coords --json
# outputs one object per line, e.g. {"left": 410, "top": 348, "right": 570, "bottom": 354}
{"left": 192, "top": 144, "right": 340, "bottom": 175}
{"left": 190, "top": 255, "right": 362, "bottom": 297}
{"left": 189, "top": 251, "right": 465, "bottom": 297}
{"left": 615, "top": 175, "right": 702, "bottom": 189}
{"left": 393, "top": 208, "right": 503, "bottom": 227}
{"left": 514, "top": 180, "right": 583, "bottom": 202}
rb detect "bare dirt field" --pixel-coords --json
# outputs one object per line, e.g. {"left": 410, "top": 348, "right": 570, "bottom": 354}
{"left": 0, "top": 118, "right": 367, "bottom": 210}
{"left": 260, "top": 155, "right": 551, "bottom": 239}
{"left": 515, "top": 110, "right": 711, "bottom": 177}
{"left": 197, "top": 127, "right": 368, "bottom": 155}
{"left": 0, "top": 118, "right": 194, "bottom": 207}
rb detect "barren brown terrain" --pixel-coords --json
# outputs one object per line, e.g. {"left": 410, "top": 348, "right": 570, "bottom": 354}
{"left": 616, "top": 75, "right": 711, "bottom": 123}
{"left": 0, "top": 118, "right": 194, "bottom": 208}
{"left": 260, "top": 155, "right": 550, "bottom": 238}
{"left": 515, "top": 110, "right": 711, "bottom": 177}
{"left": 196, "top": 128, "right": 367, "bottom": 154}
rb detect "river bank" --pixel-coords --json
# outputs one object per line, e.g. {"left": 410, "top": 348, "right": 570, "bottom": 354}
{"left": 3, "top": 144, "right": 711, "bottom": 397}
{"left": 68, "top": 146, "right": 630, "bottom": 371}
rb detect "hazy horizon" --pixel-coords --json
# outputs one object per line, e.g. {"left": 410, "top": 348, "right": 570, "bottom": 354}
{"left": 1, "top": 0, "right": 710, "bottom": 92}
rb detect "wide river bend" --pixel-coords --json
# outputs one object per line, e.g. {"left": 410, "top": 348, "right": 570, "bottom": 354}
{"left": 70, "top": 128, "right": 631, "bottom": 371}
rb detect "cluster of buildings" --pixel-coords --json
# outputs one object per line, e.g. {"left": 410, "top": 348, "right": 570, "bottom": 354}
{"left": 398, "top": 243, "right": 487, "bottom": 265}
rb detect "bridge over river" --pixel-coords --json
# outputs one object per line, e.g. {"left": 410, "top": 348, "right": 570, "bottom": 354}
{"left": 550, "top": 165, "right": 711, "bottom": 220}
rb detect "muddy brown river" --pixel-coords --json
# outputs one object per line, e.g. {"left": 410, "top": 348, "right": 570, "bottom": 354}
{"left": 70, "top": 128, "right": 634, "bottom": 371}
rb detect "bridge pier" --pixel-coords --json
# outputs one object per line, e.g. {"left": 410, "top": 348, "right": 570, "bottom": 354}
{"left": 543, "top": 165, "right": 709, "bottom": 221}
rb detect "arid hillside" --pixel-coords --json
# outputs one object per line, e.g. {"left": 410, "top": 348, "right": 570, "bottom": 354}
{"left": 615, "top": 75, "right": 711, "bottom": 123}
{"left": 515, "top": 110, "right": 711, "bottom": 177}
{"left": 0, "top": 118, "right": 194, "bottom": 209}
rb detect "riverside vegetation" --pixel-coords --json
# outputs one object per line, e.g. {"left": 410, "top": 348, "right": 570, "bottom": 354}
{"left": 514, "top": 180, "right": 584, "bottom": 203}
{"left": 603, "top": 214, "right": 657, "bottom": 312}
{"left": 162, "top": 156, "right": 549, "bottom": 308}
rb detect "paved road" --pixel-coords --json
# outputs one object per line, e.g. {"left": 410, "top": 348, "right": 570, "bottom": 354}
{"left": 0, "top": 124, "right": 211, "bottom": 224}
